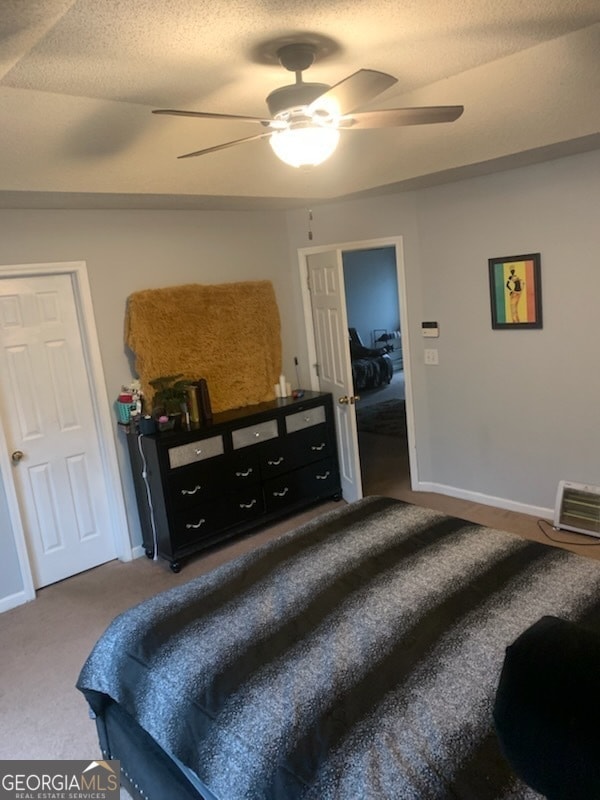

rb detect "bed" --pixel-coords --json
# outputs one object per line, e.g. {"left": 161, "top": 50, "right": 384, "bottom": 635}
{"left": 77, "top": 496, "right": 600, "bottom": 799}
{"left": 348, "top": 328, "right": 393, "bottom": 391}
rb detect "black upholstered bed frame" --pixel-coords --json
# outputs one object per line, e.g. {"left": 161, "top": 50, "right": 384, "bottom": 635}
{"left": 94, "top": 697, "right": 207, "bottom": 800}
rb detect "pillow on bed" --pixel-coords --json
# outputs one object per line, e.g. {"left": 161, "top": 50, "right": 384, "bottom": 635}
{"left": 493, "top": 615, "right": 600, "bottom": 800}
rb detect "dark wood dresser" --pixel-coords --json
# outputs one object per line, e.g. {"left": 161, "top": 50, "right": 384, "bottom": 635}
{"left": 127, "top": 391, "right": 341, "bottom": 571}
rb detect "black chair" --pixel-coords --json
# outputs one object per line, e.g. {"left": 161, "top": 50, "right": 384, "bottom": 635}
{"left": 348, "top": 327, "right": 381, "bottom": 359}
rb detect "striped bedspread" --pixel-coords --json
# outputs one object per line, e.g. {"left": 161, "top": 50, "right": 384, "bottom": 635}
{"left": 77, "top": 497, "right": 600, "bottom": 799}
{"left": 351, "top": 353, "right": 393, "bottom": 390}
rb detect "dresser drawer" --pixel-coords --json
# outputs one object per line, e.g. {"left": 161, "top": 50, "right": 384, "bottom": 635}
{"left": 172, "top": 489, "right": 265, "bottom": 550}
{"left": 227, "top": 489, "right": 266, "bottom": 526}
{"left": 264, "top": 458, "right": 338, "bottom": 512}
{"left": 285, "top": 424, "right": 332, "bottom": 465}
{"left": 232, "top": 419, "right": 278, "bottom": 450}
{"left": 221, "top": 450, "right": 260, "bottom": 487}
{"left": 167, "top": 458, "right": 226, "bottom": 509}
{"left": 300, "top": 458, "right": 339, "bottom": 497}
{"left": 172, "top": 501, "right": 232, "bottom": 549}
{"left": 167, "top": 434, "right": 224, "bottom": 469}
{"left": 285, "top": 404, "right": 326, "bottom": 434}
{"left": 259, "top": 424, "right": 332, "bottom": 478}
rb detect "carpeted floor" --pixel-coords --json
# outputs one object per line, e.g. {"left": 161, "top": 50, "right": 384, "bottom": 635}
{"left": 3, "top": 464, "right": 599, "bottom": 798}
{"left": 0, "top": 501, "right": 342, "bottom": 799}
{"left": 357, "top": 398, "right": 407, "bottom": 437}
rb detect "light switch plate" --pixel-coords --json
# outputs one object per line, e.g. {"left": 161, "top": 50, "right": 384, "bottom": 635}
{"left": 424, "top": 348, "right": 439, "bottom": 365}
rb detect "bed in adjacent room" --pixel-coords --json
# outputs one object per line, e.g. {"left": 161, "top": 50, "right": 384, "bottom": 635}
{"left": 348, "top": 328, "right": 393, "bottom": 391}
{"left": 77, "top": 496, "right": 600, "bottom": 800}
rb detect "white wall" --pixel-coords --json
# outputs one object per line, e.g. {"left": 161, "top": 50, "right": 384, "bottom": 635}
{"left": 343, "top": 247, "right": 400, "bottom": 348}
{"left": 285, "top": 149, "right": 600, "bottom": 514}
{"left": 0, "top": 208, "right": 291, "bottom": 588}
{"left": 1, "top": 148, "right": 599, "bottom": 609}
{"left": 414, "top": 150, "right": 600, "bottom": 508}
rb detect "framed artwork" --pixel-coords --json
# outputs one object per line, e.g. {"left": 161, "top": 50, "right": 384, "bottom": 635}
{"left": 488, "top": 253, "right": 542, "bottom": 329}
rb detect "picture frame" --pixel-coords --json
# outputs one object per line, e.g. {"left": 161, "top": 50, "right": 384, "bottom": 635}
{"left": 488, "top": 253, "right": 542, "bottom": 329}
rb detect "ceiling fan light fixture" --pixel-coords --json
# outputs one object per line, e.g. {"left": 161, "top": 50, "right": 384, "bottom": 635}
{"left": 269, "top": 125, "right": 340, "bottom": 168}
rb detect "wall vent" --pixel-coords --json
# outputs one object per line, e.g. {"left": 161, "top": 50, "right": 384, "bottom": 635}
{"left": 554, "top": 481, "right": 600, "bottom": 538}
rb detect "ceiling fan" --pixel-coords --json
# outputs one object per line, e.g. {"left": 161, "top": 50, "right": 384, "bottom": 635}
{"left": 153, "top": 43, "right": 464, "bottom": 168}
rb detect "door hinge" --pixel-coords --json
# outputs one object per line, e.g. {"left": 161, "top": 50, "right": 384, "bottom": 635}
{"left": 313, "top": 362, "right": 320, "bottom": 377}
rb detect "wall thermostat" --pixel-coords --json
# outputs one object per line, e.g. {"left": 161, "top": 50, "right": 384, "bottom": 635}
{"left": 422, "top": 321, "right": 439, "bottom": 338}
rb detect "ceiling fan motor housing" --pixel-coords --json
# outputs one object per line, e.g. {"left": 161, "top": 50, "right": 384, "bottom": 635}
{"left": 266, "top": 83, "right": 330, "bottom": 117}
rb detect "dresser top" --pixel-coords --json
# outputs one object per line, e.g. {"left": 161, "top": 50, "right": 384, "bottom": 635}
{"left": 139, "top": 390, "right": 331, "bottom": 444}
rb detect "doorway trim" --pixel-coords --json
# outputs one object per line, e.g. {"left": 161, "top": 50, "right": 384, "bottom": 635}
{"left": 0, "top": 260, "right": 132, "bottom": 611}
{"left": 297, "top": 236, "right": 419, "bottom": 488}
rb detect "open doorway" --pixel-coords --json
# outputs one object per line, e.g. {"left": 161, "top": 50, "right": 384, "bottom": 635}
{"left": 342, "top": 247, "right": 410, "bottom": 494}
{"left": 299, "top": 237, "right": 415, "bottom": 504}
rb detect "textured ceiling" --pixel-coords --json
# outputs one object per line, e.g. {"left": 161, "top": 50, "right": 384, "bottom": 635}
{"left": 1, "top": 0, "right": 599, "bottom": 209}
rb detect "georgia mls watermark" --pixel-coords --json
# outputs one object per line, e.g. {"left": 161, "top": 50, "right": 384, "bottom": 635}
{"left": 0, "top": 760, "right": 120, "bottom": 800}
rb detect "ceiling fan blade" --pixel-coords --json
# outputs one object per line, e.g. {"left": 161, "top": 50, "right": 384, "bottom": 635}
{"left": 153, "top": 109, "right": 276, "bottom": 127}
{"left": 311, "top": 69, "right": 397, "bottom": 116}
{"left": 342, "top": 105, "right": 464, "bottom": 129}
{"left": 177, "top": 131, "right": 274, "bottom": 159}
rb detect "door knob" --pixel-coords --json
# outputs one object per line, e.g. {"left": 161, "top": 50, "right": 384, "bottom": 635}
{"left": 11, "top": 450, "right": 24, "bottom": 463}
{"left": 338, "top": 396, "right": 349, "bottom": 404}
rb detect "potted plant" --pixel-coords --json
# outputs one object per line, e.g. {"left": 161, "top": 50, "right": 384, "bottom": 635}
{"left": 149, "top": 374, "right": 189, "bottom": 428}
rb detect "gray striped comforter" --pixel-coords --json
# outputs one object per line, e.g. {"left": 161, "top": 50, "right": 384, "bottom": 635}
{"left": 77, "top": 497, "right": 600, "bottom": 799}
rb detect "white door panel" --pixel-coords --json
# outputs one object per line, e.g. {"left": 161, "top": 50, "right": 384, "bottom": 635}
{"left": 0, "top": 273, "right": 117, "bottom": 588}
{"left": 307, "top": 250, "right": 362, "bottom": 503}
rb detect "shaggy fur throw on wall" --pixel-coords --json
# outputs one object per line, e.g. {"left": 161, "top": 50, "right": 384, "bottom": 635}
{"left": 125, "top": 281, "right": 282, "bottom": 414}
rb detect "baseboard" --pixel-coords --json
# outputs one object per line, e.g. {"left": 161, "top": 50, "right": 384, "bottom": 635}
{"left": 414, "top": 480, "right": 552, "bottom": 521}
{"left": 130, "top": 544, "right": 146, "bottom": 560}
{"left": 0, "top": 587, "right": 35, "bottom": 614}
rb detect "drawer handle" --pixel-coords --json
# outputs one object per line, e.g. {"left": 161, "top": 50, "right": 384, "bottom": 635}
{"left": 268, "top": 457, "right": 284, "bottom": 466}
{"left": 273, "top": 487, "right": 289, "bottom": 497}
{"left": 194, "top": 448, "right": 202, "bottom": 455}
{"left": 240, "top": 499, "right": 257, "bottom": 509}
{"left": 186, "top": 518, "right": 206, "bottom": 529}
{"left": 235, "top": 467, "right": 253, "bottom": 478}
{"left": 304, "top": 416, "right": 311, "bottom": 423}
{"left": 311, "top": 443, "right": 326, "bottom": 452}
{"left": 181, "top": 484, "right": 202, "bottom": 495}
{"left": 255, "top": 432, "right": 261, "bottom": 438}
{"left": 316, "top": 471, "right": 331, "bottom": 480}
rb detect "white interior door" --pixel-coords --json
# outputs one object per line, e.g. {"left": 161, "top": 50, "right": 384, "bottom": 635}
{"left": 306, "top": 250, "right": 363, "bottom": 503}
{"left": 0, "top": 272, "right": 118, "bottom": 588}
